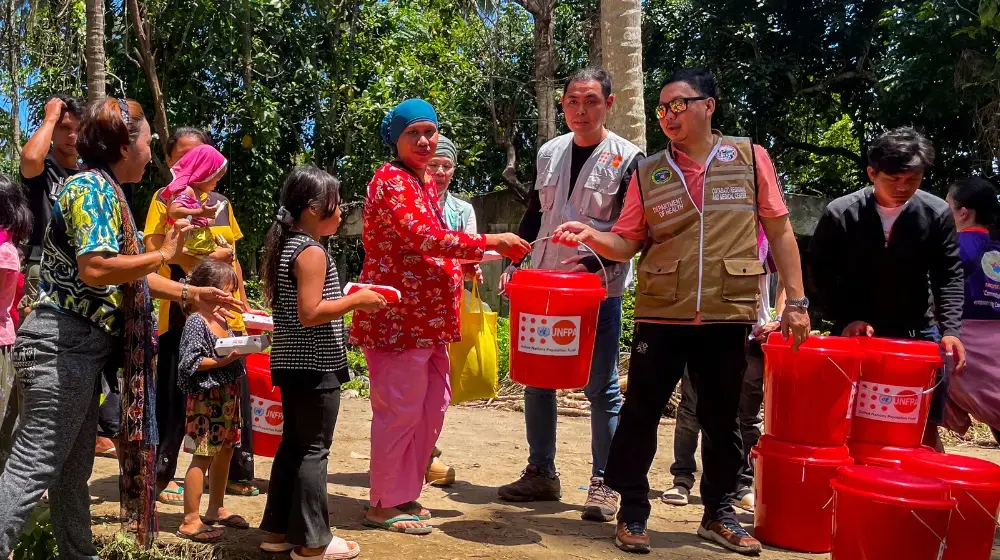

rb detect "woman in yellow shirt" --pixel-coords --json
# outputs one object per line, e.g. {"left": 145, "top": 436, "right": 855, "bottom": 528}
{"left": 145, "top": 128, "right": 260, "bottom": 505}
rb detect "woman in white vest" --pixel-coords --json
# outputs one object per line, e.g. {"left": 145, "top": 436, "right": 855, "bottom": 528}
{"left": 497, "top": 67, "right": 643, "bottom": 525}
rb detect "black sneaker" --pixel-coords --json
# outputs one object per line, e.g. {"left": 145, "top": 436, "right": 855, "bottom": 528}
{"left": 697, "top": 519, "right": 762, "bottom": 556}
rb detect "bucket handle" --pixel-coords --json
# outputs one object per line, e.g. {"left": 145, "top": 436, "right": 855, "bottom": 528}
{"left": 961, "top": 490, "right": 1000, "bottom": 528}
{"left": 515, "top": 236, "right": 610, "bottom": 286}
{"left": 919, "top": 375, "right": 945, "bottom": 396}
{"left": 910, "top": 510, "right": 947, "bottom": 548}
{"left": 827, "top": 356, "right": 854, "bottom": 385}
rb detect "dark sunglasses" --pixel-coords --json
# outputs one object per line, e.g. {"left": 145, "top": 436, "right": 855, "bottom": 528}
{"left": 655, "top": 97, "right": 708, "bottom": 118}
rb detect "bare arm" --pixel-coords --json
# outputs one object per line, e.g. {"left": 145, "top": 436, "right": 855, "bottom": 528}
{"left": 79, "top": 251, "right": 166, "bottom": 287}
{"left": 760, "top": 215, "right": 805, "bottom": 300}
{"left": 295, "top": 246, "right": 385, "bottom": 327}
{"left": 145, "top": 232, "right": 212, "bottom": 270}
{"left": 550, "top": 223, "right": 643, "bottom": 263}
{"left": 233, "top": 253, "right": 252, "bottom": 312}
{"left": 20, "top": 99, "right": 65, "bottom": 178}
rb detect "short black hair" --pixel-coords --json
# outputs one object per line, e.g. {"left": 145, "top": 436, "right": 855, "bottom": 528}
{"left": 52, "top": 94, "right": 84, "bottom": 119}
{"left": 662, "top": 68, "right": 717, "bottom": 99}
{"left": 565, "top": 67, "right": 612, "bottom": 99}
{"left": 165, "top": 127, "right": 213, "bottom": 158}
{"left": 868, "top": 127, "right": 935, "bottom": 175}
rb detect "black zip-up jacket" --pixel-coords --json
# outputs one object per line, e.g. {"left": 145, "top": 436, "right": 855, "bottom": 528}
{"left": 809, "top": 187, "right": 964, "bottom": 339}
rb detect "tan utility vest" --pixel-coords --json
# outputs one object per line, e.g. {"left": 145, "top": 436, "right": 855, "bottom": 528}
{"left": 635, "top": 134, "right": 763, "bottom": 323}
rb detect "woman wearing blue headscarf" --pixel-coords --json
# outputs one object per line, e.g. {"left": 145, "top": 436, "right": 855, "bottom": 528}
{"left": 350, "top": 99, "right": 529, "bottom": 534}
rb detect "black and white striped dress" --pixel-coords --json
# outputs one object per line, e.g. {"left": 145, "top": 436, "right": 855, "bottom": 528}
{"left": 270, "top": 232, "right": 349, "bottom": 389}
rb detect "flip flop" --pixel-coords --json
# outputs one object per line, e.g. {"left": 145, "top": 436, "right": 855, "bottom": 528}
{"left": 201, "top": 514, "right": 250, "bottom": 529}
{"left": 226, "top": 482, "right": 260, "bottom": 497}
{"left": 158, "top": 487, "right": 184, "bottom": 505}
{"left": 362, "top": 514, "right": 433, "bottom": 535}
{"left": 289, "top": 538, "right": 360, "bottom": 560}
{"left": 260, "top": 542, "right": 296, "bottom": 553}
{"left": 362, "top": 501, "right": 431, "bottom": 521}
{"left": 176, "top": 526, "right": 223, "bottom": 543}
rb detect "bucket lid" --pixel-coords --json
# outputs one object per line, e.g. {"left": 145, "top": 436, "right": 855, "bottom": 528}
{"left": 509, "top": 269, "right": 602, "bottom": 289}
{"left": 847, "top": 440, "right": 920, "bottom": 466}
{"left": 764, "top": 332, "right": 861, "bottom": 355}
{"left": 900, "top": 448, "right": 1000, "bottom": 488}
{"left": 835, "top": 465, "right": 952, "bottom": 502}
{"left": 754, "top": 435, "right": 853, "bottom": 463}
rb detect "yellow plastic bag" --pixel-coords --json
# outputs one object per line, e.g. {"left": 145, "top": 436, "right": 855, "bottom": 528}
{"left": 449, "top": 282, "right": 499, "bottom": 404}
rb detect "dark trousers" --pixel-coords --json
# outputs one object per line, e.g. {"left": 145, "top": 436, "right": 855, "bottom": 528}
{"left": 605, "top": 323, "right": 750, "bottom": 525}
{"left": 155, "top": 330, "right": 255, "bottom": 486}
{"left": 260, "top": 387, "right": 341, "bottom": 548}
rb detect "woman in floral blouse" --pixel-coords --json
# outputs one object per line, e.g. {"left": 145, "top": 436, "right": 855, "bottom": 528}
{"left": 351, "top": 99, "right": 529, "bottom": 534}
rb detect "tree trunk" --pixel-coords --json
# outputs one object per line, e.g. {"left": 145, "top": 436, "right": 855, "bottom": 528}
{"left": 601, "top": 0, "right": 646, "bottom": 151}
{"left": 588, "top": 3, "right": 602, "bottom": 67}
{"left": 127, "top": 0, "right": 170, "bottom": 158}
{"left": 524, "top": 0, "right": 558, "bottom": 145}
{"left": 85, "top": 0, "right": 106, "bottom": 102}
{"left": 6, "top": 0, "right": 20, "bottom": 157}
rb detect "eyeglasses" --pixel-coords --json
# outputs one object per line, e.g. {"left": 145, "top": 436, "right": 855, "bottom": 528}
{"left": 655, "top": 97, "right": 708, "bottom": 118}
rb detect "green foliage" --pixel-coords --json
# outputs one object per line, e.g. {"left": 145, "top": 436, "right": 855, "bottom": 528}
{"left": 497, "top": 316, "right": 510, "bottom": 380}
{"left": 619, "top": 286, "right": 635, "bottom": 351}
{"left": 13, "top": 507, "right": 56, "bottom": 560}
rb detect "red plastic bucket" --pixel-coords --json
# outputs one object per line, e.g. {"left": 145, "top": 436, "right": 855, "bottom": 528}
{"left": 832, "top": 465, "right": 955, "bottom": 560}
{"left": 762, "top": 333, "right": 861, "bottom": 446}
{"left": 849, "top": 337, "right": 942, "bottom": 448}
{"left": 847, "top": 439, "right": 922, "bottom": 468}
{"left": 901, "top": 449, "right": 1000, "bottom": 560}
{"left": 506, "top": 269, "right": 606, "bottom": 390}
{"left": 750, "top": 435, "right": 853, "bottom": 552}
{"left": 245, "top": 353, "right": 282, "bottom": 458}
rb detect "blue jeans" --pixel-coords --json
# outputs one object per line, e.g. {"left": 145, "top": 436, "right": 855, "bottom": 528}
{"left": 524, "top": 297, "right": 623, "bottom": 478}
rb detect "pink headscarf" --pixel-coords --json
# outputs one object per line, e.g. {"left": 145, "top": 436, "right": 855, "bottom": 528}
{"left": 164, "top": 144, "right": 227, "bottom": 198}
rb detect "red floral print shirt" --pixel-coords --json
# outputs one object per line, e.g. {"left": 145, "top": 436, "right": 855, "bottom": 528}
{"left": 349, "top": 162, "right": 486, "bottom": 350}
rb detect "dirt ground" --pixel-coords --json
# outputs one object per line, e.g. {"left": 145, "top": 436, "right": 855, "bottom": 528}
{"left": 87, "top": 399, "right": 1000, "bottom": 560}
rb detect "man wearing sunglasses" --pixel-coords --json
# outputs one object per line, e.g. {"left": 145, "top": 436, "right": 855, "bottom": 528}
{"left": 552, "top": 68, "right": 810, "bottom": 555}
{"left": 497, "top": 67, "right": 643, "bottom": 524}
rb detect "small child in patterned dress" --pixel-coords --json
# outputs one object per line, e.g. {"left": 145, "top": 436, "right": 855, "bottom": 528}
{"left": 175, "top": 259, "right": 248, "bottom": 542}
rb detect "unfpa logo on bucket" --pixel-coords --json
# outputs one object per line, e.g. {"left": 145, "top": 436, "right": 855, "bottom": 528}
{"left": 856, "top": 382, "right": 922, "bottom": 424}
{"left": 893, "top": 391, "right": 919, "bottom": 414}
{"left": 265, "top": 404, "right": 284, "bottom": 426}
{"left": 518, "top": 313, "right": 581, "bottom": 356}
{"left": 252, "top": 397, "right": 284, "bottom": 435}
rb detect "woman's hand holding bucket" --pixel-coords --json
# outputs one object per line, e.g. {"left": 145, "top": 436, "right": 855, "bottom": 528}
{"left": 551, "top": 221, "right": 596, "bottom": 248}
{"left": 485, "top": 233, "right": 531, "bottom": 261}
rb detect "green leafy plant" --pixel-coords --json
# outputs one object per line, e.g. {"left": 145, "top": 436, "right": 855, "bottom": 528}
{"left": 13, "top": 507, "right": 56, "bottom": 560}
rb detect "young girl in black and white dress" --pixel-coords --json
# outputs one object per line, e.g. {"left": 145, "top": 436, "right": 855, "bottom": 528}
{"left": 258, "top": 166, "right": 385, "bottom": 560}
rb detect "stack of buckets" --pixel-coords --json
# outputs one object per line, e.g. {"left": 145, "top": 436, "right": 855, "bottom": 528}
{"left": 759, "top": 333, "right": 1000, "bottom": 559}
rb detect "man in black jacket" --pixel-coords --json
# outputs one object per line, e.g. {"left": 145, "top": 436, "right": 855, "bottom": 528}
{"left": 809, "top": 127, "right": 965, "bottom": 450}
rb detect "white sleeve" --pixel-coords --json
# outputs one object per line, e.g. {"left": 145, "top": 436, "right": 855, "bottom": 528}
{"left": 465, "top": 209, "right": 478, "bottom": 235}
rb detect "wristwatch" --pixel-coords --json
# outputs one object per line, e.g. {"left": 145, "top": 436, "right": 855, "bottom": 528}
{"left": 786, "top": 296, "right": 809, "bottom": 310}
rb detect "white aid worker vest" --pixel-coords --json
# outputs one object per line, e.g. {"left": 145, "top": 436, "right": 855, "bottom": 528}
{"left": 531, "top": 132, "right": 641, "bottom": 298}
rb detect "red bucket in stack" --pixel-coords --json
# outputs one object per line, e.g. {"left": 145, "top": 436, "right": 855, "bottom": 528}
{"left": 246, "top": 353, "right": 283, "bottom": 458}
{"left": 832, "top": 465, "right": 956, "bottom": 560}
{"left": 849, "top": 337, "right": 942, "bottom": 448}
{"left": 901, "top": 449, "right": 1000, "bottom": 560}
{"left": 762, "top": 333, "right": 861, "bottom": 446}
{"left": 751, "top": 436, "right": 854, "bottom": 552}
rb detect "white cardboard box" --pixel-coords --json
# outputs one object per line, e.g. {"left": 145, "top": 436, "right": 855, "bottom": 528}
{"left": 215, "top": 334, "right": 270, "bottom": 357}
